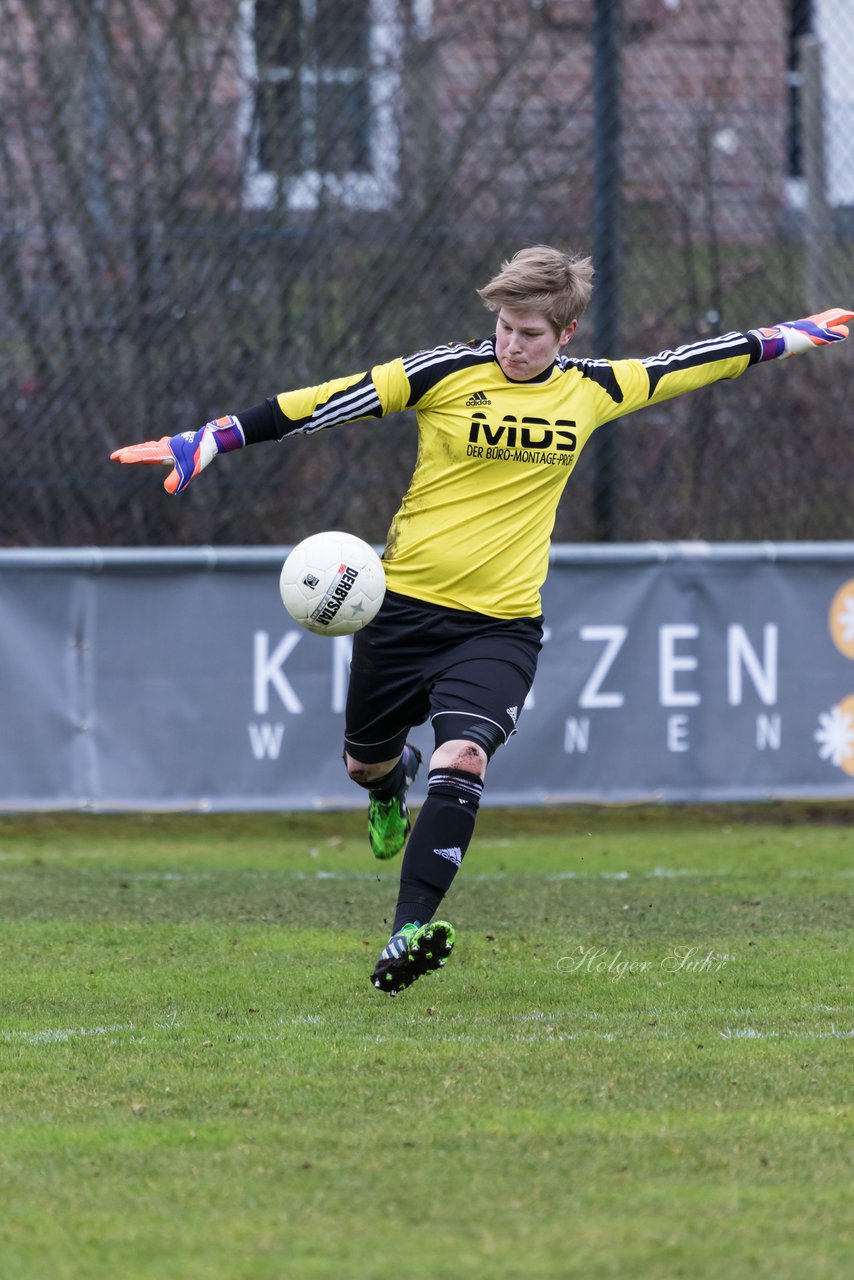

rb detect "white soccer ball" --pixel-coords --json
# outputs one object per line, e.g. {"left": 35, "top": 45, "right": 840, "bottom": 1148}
{"left": 279, "top": 531, "right": 386, "bottom": 636}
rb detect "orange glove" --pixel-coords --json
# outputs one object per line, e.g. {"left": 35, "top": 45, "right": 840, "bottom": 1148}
{"left": 110, "top": 416, "right": 244, "bottom": 494}
{"left": 750, "top": 308, "right": 852, "bottom": 361}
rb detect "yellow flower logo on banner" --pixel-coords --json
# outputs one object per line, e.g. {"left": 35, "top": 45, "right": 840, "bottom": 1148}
{"left": 816, "top": 579, "right": 854, "bottom": 777}
{"left": 829, "top": 578, "right": 854, "bottom": 660}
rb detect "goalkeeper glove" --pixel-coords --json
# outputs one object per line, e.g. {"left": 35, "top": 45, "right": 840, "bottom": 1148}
{"left": 749, "top": 308, "right": 852, "bottom": 362}
{"left": 110, "top": 415, "right": 245, "bottom": 494}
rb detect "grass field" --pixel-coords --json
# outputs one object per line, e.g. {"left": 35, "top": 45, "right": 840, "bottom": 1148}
{"left": 1, "top": 805, "right": 852, "bottom": 1280}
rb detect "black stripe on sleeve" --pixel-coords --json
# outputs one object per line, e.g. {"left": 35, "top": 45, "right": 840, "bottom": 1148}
{"left": 240, "top": 373, "right": 384, "bottom": 443}
{"left": 403, "top": 339, "right": 495, "bottom": 406}
{"left": 565, "top": 358, "right": 625, "bottom": 403}
{"left": 286, "top": 372, "right": 384, "bottom": 435}
{"left": 642, "top": 331, "right": 754, "bottom": 398}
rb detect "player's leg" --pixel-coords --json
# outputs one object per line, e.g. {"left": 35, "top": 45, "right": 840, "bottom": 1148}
{"left": 344, "top": 743, "right": 423, "bottom": 860}
{"left": 342, "top": 592, "right": 432, "bottom": 859}
{"left": 372, "top": 619, "right": 542, "bottom": 995}
{"left": 369, "top": 729, "right": 488, "bottom": 995}
{"left": 390, "top": 728, "right": 490, "bottom": 932}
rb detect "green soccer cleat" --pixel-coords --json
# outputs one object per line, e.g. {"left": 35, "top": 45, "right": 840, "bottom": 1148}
{"left": 367, "top": 743, "right": 421, "bottom": 860}
{"left": 370, "top": 920, "right": 456, "bottom": 997}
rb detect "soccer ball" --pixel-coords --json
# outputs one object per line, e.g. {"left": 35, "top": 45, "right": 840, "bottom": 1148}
{"left": 279, "top": 531, "right": 386, "bottom": 636}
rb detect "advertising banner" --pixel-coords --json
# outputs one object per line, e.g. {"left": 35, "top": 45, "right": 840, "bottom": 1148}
{"left": 1, "top": 545, "right": 853, "bottom": 809}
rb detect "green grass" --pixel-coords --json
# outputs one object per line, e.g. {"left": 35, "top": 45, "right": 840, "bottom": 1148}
{"left": 1, "top": 807, "right": 852, "bottom": 1279}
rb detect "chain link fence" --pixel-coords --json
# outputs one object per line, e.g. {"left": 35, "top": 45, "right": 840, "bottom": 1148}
{"left": 1, "top": 0, "right": 852, "bottom": 548}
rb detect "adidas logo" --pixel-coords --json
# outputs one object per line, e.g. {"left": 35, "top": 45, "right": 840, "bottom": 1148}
{"left": 433, "top": 846, "right": 463, "bottom": 866}
{"left": 506, "top": 705, "right": 519, "bottom": 725}
{"left": 465, "top": 390, "right": 491, "bottom": 406}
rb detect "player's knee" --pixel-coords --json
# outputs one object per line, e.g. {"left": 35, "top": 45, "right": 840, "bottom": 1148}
{"left": 343, "top": 752, "right": 396, "bottom": 787}
{"left": 343, "top": 750, "right": 369, "bottom": 784}
{"left": 430, "top": 738, "right": 488, "bottom": 777}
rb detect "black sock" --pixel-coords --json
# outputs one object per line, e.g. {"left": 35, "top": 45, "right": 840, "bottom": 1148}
{"left": 392, "top": 767, "right": 483, "bottom": 933}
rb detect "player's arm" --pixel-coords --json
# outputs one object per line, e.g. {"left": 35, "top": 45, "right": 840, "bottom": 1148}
{"left": 110, "top": 359, "right": 413, "bottom": 494}
{"left": 594, "top": 307, "right": 851, "bottom": 424}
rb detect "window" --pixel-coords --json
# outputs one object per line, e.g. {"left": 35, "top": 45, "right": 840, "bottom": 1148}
{"left": 787, "top": 0, "right": 854, "bottom": 208}
{"left": 240, "top": 0, "right": 403, "bottom": 211}
{"left": 787, "top": 0, "right": 812, "bottom": 192}
{"left": 812, "top": 0, "right": 854, "bottom": 206}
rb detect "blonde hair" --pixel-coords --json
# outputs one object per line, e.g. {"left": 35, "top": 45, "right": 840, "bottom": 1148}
{"left": 477, "top": 245, "right": 594, "bottom": 333}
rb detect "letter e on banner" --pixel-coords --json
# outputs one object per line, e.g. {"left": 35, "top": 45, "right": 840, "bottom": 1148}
{"left": 667, "top": 714, "right": 690, "bottom": 752}
{"left": 659, "top": 625, "right": 700, "bottom": 707}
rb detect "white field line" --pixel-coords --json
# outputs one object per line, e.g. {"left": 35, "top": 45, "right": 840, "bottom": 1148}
{"left": 2, "top": 1014, "right": 852, "bottom": 1048}
{"left": 1, "top": 1022, "right": 135, "bottom": 1045}
{"left": 302, "top": 868, "right": 726, "bottom": 882}
{"left": 1, "top": 865, "right": 849, "bottom": 882}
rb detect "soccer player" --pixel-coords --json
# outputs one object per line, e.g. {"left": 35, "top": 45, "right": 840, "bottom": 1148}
{"left": 111, "top": 246, "right": 851, "bottom": 996}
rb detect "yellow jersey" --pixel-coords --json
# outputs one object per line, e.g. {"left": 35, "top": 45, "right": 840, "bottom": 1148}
{"left": 268, "top": 331, "right": 757, "bottom": 618}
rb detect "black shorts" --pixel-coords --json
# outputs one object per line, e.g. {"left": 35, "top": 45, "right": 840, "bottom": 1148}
{"left": 344, "top": 590, "right": 543, "bottom": 763}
